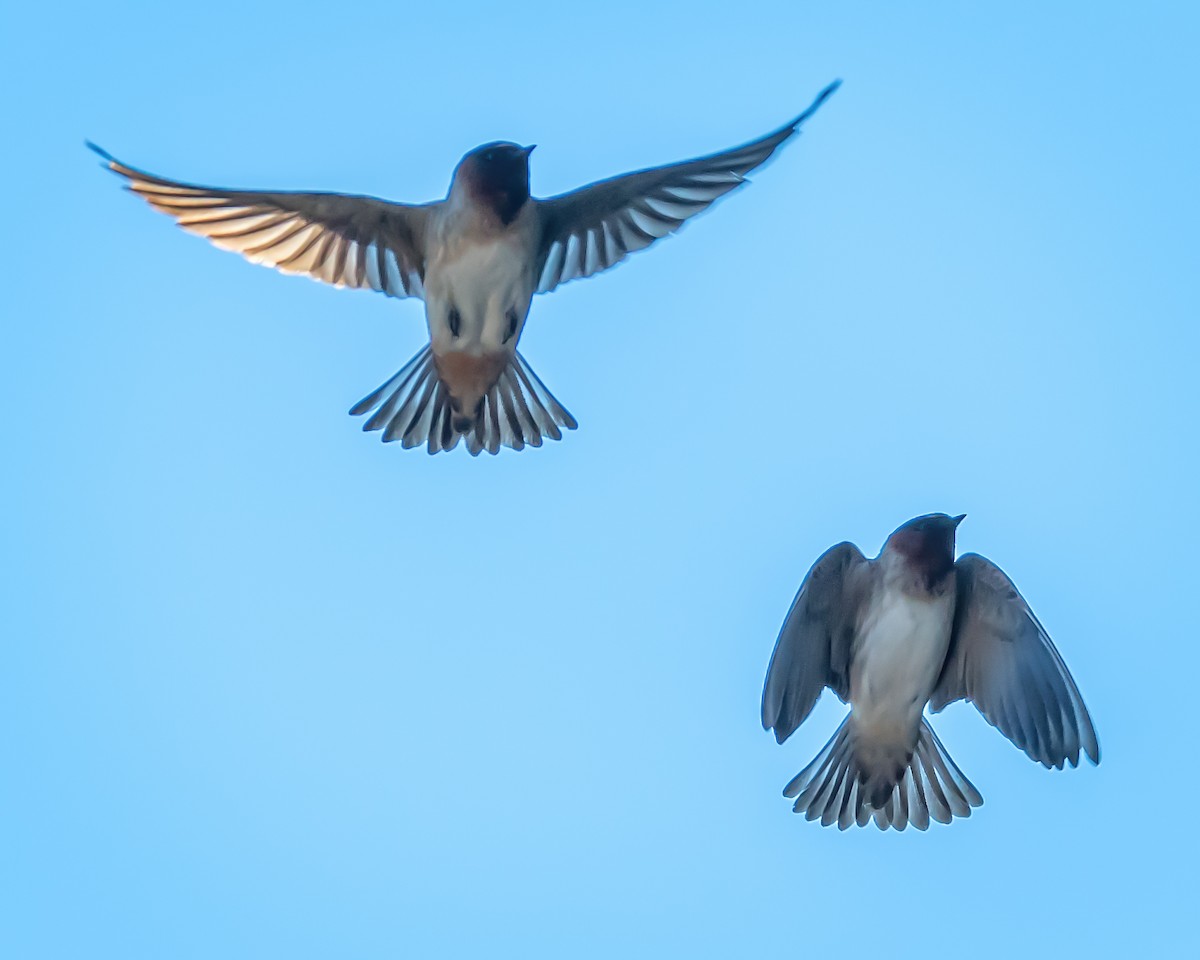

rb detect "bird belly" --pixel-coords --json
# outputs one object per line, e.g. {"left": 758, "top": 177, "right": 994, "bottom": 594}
{"left": 851, "top": 589, "right": 954, "bottom": 747}
{"left": 424, "top": 237, "right": 534, "bottom": 356}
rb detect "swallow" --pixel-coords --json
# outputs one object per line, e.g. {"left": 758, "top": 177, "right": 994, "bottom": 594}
{"left": 761, "top": 513, "right": 1099, "bottom": 830}
{"left": 89, "top": 81, "right": 840, "bottom": 455}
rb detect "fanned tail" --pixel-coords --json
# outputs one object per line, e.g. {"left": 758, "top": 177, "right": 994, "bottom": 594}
{"left": 782, "top": 717, "right": 983, "bottom": 831}
{"left": 349, "top": 347, "right": 577, "bottom": 455}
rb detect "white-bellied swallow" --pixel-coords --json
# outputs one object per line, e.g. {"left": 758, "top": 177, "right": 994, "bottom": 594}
{"left": 89, "top": 80, "right": 839, "bottom": 455}
{"left": 761, "top": 513, "right": 1099, "bottom": 830}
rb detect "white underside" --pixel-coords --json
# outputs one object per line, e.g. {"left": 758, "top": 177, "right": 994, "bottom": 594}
{"left": 851, "top": 586, "right": 954, "bottom": 747}
{"left": 423, "top": 236, "right": 535, "bottom": 355}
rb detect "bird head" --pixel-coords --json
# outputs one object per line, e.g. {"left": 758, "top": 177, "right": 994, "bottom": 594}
{"left": 452, "top": 142, "right": 534, "bottom": 223}
{"left": 883, "top": 513, "right": 966, "bottom": 587}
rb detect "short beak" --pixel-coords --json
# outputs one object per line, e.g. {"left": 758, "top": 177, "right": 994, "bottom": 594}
{"left": 522, "top": 144, "right": 536, "bottom": 156}
{"left": 951, "top": 513, "right": 967, "bottom": 528}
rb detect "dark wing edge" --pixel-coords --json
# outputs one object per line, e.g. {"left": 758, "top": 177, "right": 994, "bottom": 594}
{"left": 532, "top": 79, "right": 841, "bottom": 294}
{"left": 931, "top": 553, "right": 1101, "bottom": 769}
{"left": 761, "top": 539, "right": 867, "bottom": 744}
{"left": 87, "top": 142, "right": 430, "bottom": 299}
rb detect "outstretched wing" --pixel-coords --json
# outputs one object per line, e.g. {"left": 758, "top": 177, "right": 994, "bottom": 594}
{"left": 91, "top": 144, "right": 431, "bottom": 299}
{"left": 761, "top": 539, "right": 871, "bottom": 744}
{"left": 532, "top": 80, "right": 840, "bottom": 294}
{"left": 931, "top": 554, "right": 1100, "bottom": 769}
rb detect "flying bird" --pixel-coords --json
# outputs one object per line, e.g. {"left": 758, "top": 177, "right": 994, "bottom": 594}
{"left": 761, "top": 514, "right": 1099, "bottom": 831}
{"left": 89, "top": 80, "right": 840, "bottom": 455}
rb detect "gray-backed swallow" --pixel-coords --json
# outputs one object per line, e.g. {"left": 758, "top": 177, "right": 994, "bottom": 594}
{"left": 89, "top": 81, "right": 839, "bottom": 456}
{"left": 761, "top": 513, "right": 1099, "bottom": 831}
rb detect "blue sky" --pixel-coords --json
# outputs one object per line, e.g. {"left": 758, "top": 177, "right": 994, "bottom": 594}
{"left": 3, "top": 2, "right": 1197, "bottom": 956}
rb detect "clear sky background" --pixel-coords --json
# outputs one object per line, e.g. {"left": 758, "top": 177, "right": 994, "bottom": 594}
{"left": 4, "top": 2, "right": 1197, "bottom": 957}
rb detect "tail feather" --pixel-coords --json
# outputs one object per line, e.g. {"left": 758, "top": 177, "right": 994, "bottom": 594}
{"left": 388, "top": 368, "right": 439, "bottom": 448}
{"left": 783, "top": 716, "right": 983, "bottom": 831}
{"left": 920, "top": 723, "right": 983, "bottom": 816}
{"left": 512, "top": 353, "right": 577, "bottom": 437}
{"left": 350, "top": 347, "right": 576, "bottom": 455}
{"left": 505, "top": 368, "right": 549, "bottom": 443}
{"left": 351, "top": 348, "right": 427, "bottom": 424}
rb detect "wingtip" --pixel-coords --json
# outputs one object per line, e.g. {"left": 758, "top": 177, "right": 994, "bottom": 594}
{"left": 85, "top": 140, "right": 125, "bottom": 178}
{"left": 792, "top": 78, "right": 843, "bottom": 130}
{"left": 813, "top": 79, "right": 842, "bottom": 109}
{"left": 1083, "top": 713, "right": 1101, "bottom": 766}
{"left": 85, "top": 139, "right": 115, "bottom": 164}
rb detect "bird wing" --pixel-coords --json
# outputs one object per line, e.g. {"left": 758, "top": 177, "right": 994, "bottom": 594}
{"left": 91, "top": 144, "right": 431, "bottom": 299}
{"left": 930, "top": 553, "right": 1100, "bottom": 768}
{"left": 761, "top": 540, "right": 872, "bottom": 744}
{"left": 532, "top": 80, "right": 840, "bottom": 294}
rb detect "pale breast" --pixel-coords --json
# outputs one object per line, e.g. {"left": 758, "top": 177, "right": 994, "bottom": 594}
{"left": 423, "top": 213, "right": 538, "bottom": 355}
{"left": 851, "top": 587, "right": 955, "bottom": 739}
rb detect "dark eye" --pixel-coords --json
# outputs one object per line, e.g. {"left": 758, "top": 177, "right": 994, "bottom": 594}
{"left": 448, "top": 307, "right": 461, "bottom": 338}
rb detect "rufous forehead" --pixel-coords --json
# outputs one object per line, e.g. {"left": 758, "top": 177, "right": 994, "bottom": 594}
{"left": 458, "top": 145, "right": 527, "bottom": 183}
{"left": 889, "top": 523, "right": 952, "bottom": 554}
{"left": 464, "top": 142, "right": 524, "bottom": 162}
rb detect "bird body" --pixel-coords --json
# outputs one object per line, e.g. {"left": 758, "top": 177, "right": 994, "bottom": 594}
{"left": 850, "top": 576, "right": 954, "bottom": 787}
{"left": 426, "top": 145, "right": 539, "bottom": 354}
{"left": 761, "top": 513, "right": 1099, "bottom": 830}
{"left": 424, "top": 226, "right": 534, "bottom": 353}
{"left": 90, "top": 81, "right": 841, "bottom": 454}
{"left": 423, "top": 198, "right": 538, "bottom": 429}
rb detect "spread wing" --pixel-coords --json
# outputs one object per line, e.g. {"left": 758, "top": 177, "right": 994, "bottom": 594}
{"left": 761, "top": 540, "right": 871, "bottom": 744}
{"left": 90, "top": 143, "right": 431, "bottom": 299}
{"left": 533, "top": 80, "right": 840, "bottom": 294}
{"left": 931, "top": 554, "right": 1100, "bottom": 769}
